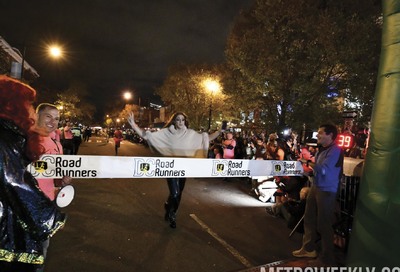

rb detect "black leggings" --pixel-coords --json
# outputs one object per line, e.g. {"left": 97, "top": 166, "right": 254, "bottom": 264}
{"left": 165, "top": 177, "right": 186, "bottom": 213}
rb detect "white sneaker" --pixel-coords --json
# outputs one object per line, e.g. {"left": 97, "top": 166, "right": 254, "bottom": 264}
{"left": 292, "top": 248, "right": 317, "bottom": 258}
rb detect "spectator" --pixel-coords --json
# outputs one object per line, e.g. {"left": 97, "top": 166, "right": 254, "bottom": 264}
{"left": 62, "top": 121, "right": 74, "bottom": 154}
{"left": 83, "top": 126, "right": 92, "bottom": 142}
{"left": 299, "top": 145, "right": 313, "bottom": 162}
{"left": 35, "top": 103, "right": 72, "bottom": 200}
{"left": 244, "top": 138, "right": 255, "bottom": 160}
{"left": 265, "top": 133, "right": 281, "bottom": 160}
{"left": 0, "top": 76, "right": 66, "bottom": 272}
{"left": 251, "top": 137, "right": 266, "bottom": 160}
{"left": 285, "top": 131, "right": 299, "bottom": 160}
{"left": 213, "top": 144, "right": 223, "bottom": 159}
{"left": 35, "top": 103, "right": 72, "bottom": 271}
{"left": 234, "top": 132, "right": 245, "bottom": 159}
{"left": 300, "top": 143, "right": 318, "bottom": 173}
{"left": 264, "top": 139, "right": 287, "bottom": 203}
{"left": 266, "top": 187, "right": 310, "bottom": 232}
{"left": 267, "top": 138, "right": 286, "bottom": 161}
{"left": 222, "top": 131, "right": 236, "bottom": 159}
{"left": 292, "top": 124, "right": 344, "bottom": 267}
{"left": 71, "top": 124, "right": 82, "bottom": 155}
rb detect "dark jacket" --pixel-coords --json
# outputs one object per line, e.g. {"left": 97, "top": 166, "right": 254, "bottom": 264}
{"left": 0, "top": 119, "right": 66, "bottom": 265}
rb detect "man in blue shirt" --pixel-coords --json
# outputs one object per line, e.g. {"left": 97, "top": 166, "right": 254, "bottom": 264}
{"left": 292, "top": 124, "right": 343, "bottom": 266}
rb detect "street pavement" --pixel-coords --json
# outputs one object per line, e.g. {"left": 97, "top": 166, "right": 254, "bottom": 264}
{"left": 44, "top": 136, "right": 344, "bottom": 272}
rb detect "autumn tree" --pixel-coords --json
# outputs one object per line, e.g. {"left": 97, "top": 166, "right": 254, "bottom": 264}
{"left": 118, "top": 103, "right": 140, "bottom": 126}
{"left": 156, "top": 63, "right": 235, "bottom": 130}
{"left": 225, "top": 0, "right": 381, "bottom": 132}
{"left": 55, "top": 81, "right": 96, "bottom": 124}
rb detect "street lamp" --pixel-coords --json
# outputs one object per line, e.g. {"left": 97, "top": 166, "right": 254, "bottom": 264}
{"left": 123, "top": 90, "right": 142, "bottom": 125}
{"left": 203, "top": 78, "right": 221, "bottom": 131}
{"left": 48, "top": 44, "right": 63, "bottom": 59}
{"left": 10, "top": 42, "right": 64, "bottom": 80}
{"left": 9, "top": 46, "right": 36, "bottom": 80}
{"left": 123, "top": 91, "right": 132, "bottom": 101}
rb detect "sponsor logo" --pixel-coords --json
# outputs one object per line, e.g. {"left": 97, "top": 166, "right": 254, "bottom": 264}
{"left": 33, "top": 160, "right": 48, "bottom": 173}
{"left": 133, "top": 158, "right": 185, "bottom": 177}
{"left": 271, "top": 161, "right": 302, "bottom": 175}
{"left": 29, "top": 156, "right": 97, "bottom": 178}
{"left": 216, "top": 163, "right": 225, "bottom": 172}
{"left": 212, "top": 160, "right": 250, "bottom": 177}
{"left": 140, "top": 163, "right": 150, "bottom": 173}
{"left": 29, "top": 155, "right": 57, "bottom": 177}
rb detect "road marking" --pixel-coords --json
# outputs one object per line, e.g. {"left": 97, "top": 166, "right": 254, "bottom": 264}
{"left": 189, "top": 213, "right": 253, "bottom": 268}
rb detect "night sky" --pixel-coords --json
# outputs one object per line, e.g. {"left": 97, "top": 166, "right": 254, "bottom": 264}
{"left": 0, "top": 0, "right": 252, "bottom": 116}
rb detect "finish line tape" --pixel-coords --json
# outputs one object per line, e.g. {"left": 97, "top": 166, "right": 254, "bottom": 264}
{"left": 28, "top": 155, "right": 304, "bottom": 179}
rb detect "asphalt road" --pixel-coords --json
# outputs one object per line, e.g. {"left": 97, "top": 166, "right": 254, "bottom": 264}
{"left": 44, "top": 136, "right": 305, "bottom": 272}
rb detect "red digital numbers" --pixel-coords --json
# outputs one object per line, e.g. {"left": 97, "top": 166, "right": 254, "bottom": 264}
{"left": 337, "top": 134, "right": 353, "bottom": 148}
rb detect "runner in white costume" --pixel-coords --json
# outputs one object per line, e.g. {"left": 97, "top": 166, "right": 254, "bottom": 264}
{"left": 128, "top": 111, "right": 223, "bottom": 228}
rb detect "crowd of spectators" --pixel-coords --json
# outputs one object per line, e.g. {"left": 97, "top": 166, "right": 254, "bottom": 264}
{"left": 207, "top": 129, "right": 299, "bottom": 161}
{"left": 206, "top": 128, "right": 336, "bottom": 238}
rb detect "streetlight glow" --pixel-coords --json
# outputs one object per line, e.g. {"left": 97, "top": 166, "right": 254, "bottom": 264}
{"left": 202, "top": 78, "right": 221, "bottom": 131}
{"left": 203, "top": 79, "right": 221, "bottom": 94}
{"left": 123, "top": 91, "right": 132, "bottom": 100}
{"left": 48, "top": 45, "right": 63, "bottom": 58}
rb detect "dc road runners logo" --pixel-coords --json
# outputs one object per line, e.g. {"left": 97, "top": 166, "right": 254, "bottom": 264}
{"left": 29, "top": 155, "right": 56, "bottom": 177}
{"left": 29, "top": 156, "right": 97, "bottom": 178}
{"left": 271, "top": 161, "right": 302, "bottom": 175}
{"left": 212, "top": 160, "right": 250, "bottom": 177}
{"left": 134, "top": 158, "right": 185, "bottom": 177}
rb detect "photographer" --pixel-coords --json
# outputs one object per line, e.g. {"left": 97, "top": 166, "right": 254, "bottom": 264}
{"left": 266, "top": 187, "right": 310, "bottom": 232}
{"left": 250, "top": 136, "right": 266, "bottom": 160}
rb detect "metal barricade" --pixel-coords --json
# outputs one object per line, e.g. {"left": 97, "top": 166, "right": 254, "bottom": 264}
{"left": 334, "top": 175, "right": 360, "bottom": 251}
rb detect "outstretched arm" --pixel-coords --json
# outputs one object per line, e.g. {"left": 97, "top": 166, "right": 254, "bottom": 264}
{"left": 128, "top": 112, "right": 147, "bottom": 139}
{"left": 209, "top": 129, "right": 223, "bottom": 142}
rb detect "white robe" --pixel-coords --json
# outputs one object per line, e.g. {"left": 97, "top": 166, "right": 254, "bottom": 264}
{"left": 145, "top": 125, "right": 209, "bottom": 158}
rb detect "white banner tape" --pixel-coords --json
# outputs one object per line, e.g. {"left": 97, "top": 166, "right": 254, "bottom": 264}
{"left": 28, "top": 155, "right": 304, "bottom": 179}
